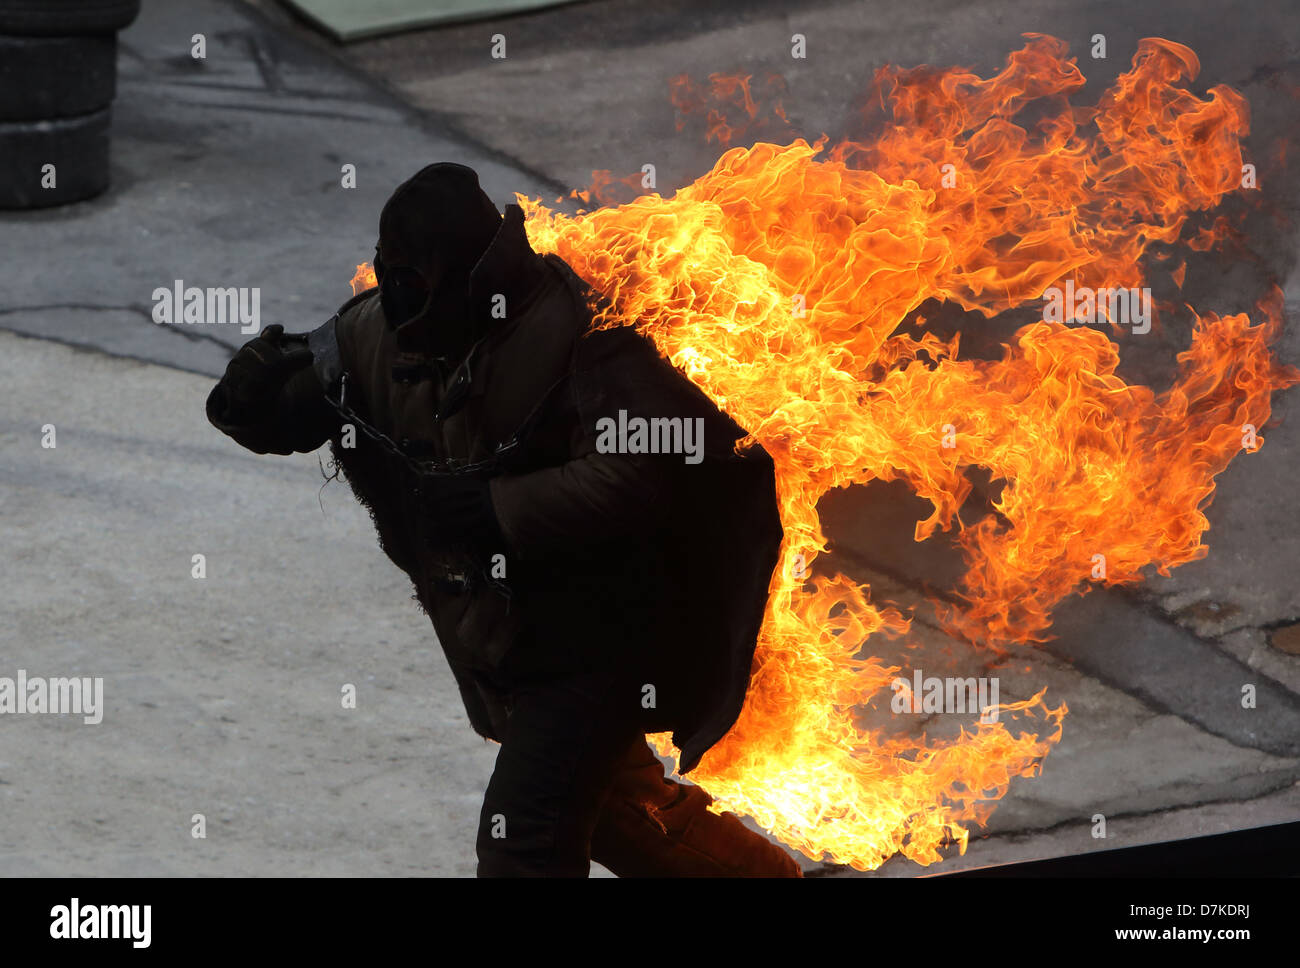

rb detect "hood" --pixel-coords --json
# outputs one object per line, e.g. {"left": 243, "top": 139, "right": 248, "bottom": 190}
{"left": 374, "top": 162, "right": 503, "bottom": 360}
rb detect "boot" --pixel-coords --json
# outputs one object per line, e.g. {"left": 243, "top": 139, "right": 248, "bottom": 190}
{"left": 591, "top": 740, "right": 803, "bottom": 877}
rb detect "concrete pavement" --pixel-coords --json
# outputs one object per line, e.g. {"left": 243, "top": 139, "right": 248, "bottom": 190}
{"left": 1, "top": 0, "right": 1297, "bottom": 876}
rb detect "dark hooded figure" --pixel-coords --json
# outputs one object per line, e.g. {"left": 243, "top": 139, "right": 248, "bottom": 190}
{"left": 206, "top": 162, "right": 798, "bottom": 877}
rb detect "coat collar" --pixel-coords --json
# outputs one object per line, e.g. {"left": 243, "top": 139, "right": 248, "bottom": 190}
{"left": 467, "top": 202, "right": 552, "bottom": 332}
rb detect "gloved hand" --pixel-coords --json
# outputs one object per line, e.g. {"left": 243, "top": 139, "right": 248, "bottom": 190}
{"left": 207, "top": 324, "right": 313, "bottom": 427}
{"left": 418, "top": 473, "right": 504, "bottom": 549}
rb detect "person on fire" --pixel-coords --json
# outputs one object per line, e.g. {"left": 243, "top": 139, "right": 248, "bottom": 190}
{"left": 205, "top": 162, "right": 799, "bottom": 877}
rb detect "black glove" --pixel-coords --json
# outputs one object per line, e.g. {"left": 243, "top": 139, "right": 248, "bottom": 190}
{"left": 418, "top": 473, "right": 503, "bottom": 549}
{"left": 206, "top": 324, "right": 341, "bottom": 455}
{"left": 207, "top": 324, "right": 313, "bottom": 427}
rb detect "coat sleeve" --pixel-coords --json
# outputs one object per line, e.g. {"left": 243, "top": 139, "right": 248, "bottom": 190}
{"left": 488, "top": 450, "right": 679, "bottom": 557}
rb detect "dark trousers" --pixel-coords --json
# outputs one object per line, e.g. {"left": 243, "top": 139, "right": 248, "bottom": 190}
{"left": 473, "top": 666, "right": 801, "bottom": 878}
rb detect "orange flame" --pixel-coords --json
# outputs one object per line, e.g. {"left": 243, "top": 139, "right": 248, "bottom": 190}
{"left": 351, "top": 262, "right": 376, "bottom": 295}
{"left": 670, "top": 71, "right": 791, "bottom": 148}
{"left": 352, "top": 36, "right": 1297, "bottom": 870}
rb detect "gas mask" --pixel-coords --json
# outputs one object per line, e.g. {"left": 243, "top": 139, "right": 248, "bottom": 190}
{"left": 374, "top": 254, "right": 430, "bottom": 330}
{"left": 372, "top": 163, "right": 503, "bottom": 361}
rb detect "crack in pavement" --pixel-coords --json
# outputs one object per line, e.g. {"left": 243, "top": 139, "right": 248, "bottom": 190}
{"left": 0, "top": 302, "right": 239, "bottom": 351}
{"left": 826, "top": 536, "right": 1300, "bottom": 758}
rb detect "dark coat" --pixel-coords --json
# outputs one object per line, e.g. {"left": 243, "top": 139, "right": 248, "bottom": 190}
{"left": 212, "top": 204, "right": 782, "bottom": 774}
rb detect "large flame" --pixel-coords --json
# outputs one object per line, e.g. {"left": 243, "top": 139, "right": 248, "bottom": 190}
{"left": 352, "top": 36, "right": 1296, "bottom": 870}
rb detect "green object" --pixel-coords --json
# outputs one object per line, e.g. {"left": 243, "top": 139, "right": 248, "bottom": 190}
{"left": 280, "top": 0, "right": 580, "bottom": 41}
